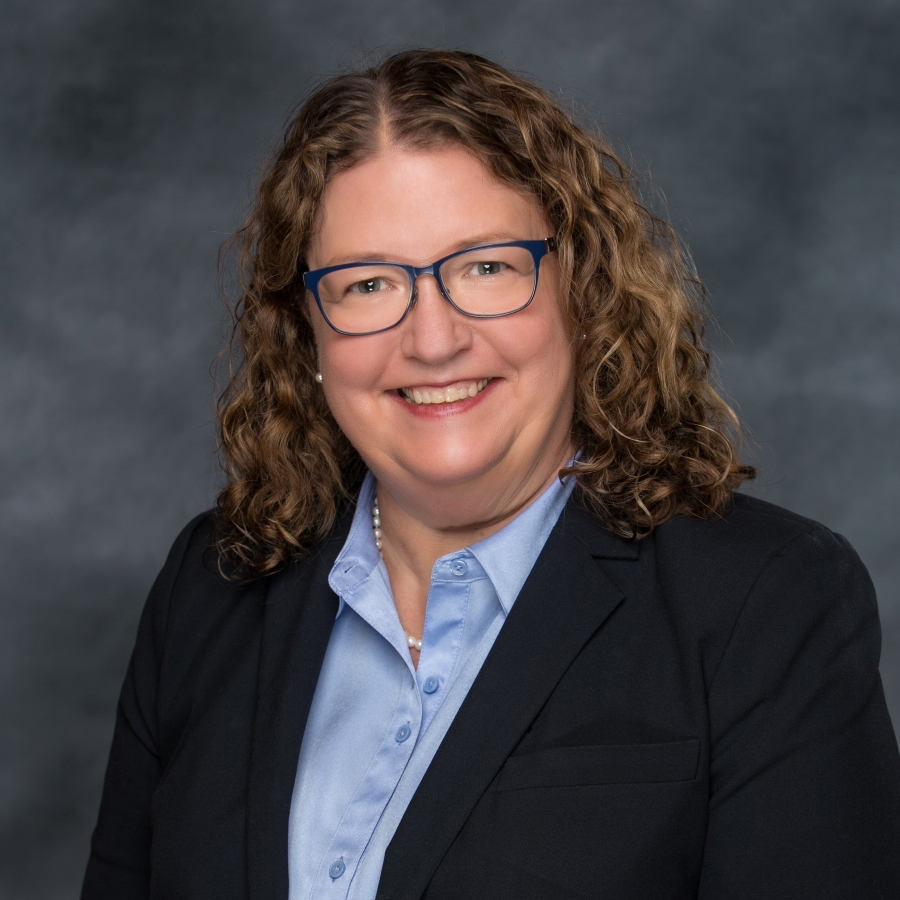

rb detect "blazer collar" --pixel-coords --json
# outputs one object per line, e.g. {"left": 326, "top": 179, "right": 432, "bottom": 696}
{"left": 246, "top": 510, "right": 352, "bottom": 900}
{"left": 378, "top": 496, "right": 636, "bottom": 900}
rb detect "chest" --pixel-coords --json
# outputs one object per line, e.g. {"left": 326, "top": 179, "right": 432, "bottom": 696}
{"left": 147, "top": 567, "right": 714, "bottom": 900}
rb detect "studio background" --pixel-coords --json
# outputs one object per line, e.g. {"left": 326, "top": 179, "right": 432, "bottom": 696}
{"left": 2, "top": 0, "right": 898, "bottom": 896}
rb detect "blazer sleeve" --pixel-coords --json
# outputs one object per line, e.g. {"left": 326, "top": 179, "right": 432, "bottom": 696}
{"left": 699, "top": 526, "right": 900, "bottom": 899}
{"left": 80, "top": 513, "right": 209, "bottom": 900}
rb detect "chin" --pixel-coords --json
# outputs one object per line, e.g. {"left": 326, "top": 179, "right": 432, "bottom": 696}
{"left": 389, "top": 445, "right": 509, "bottom": 490}
{"left": 401, "top": 459, "right": 497, "bottom": 488}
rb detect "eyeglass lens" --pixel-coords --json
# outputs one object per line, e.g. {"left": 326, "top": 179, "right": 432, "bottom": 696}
{"left": 316, "top": 244, "right": 538, "bottom": 334}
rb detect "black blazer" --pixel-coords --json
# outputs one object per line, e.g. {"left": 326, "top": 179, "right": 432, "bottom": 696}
{"left": 82, "top": 492, "right": 900, "bottom": 899}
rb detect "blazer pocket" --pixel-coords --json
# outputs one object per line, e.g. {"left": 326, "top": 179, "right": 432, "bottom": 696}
{"left": 496, "top": 739, "right": 700, "bottom": 791}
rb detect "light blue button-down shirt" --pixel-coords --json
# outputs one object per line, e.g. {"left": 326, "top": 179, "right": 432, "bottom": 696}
{"left": 287, "top": 469, "right": 575, "bottom": 900}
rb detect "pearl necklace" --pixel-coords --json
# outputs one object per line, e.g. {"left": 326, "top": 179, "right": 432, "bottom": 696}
{"left": 373, "top": 493, "right": 423, "bottom": 652}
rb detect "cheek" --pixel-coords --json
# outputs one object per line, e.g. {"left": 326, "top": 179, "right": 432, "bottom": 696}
{"left": 318, "top": 334, "right": 393, "bottom": 417}
{"left": 313, "top": 305, "right": 380, "bottom": 384}
{"left": 324, "top": 345, "right": 373, "bottom": 388}
{"left": 498, "top": 307, "right": 573, "bottom": 388}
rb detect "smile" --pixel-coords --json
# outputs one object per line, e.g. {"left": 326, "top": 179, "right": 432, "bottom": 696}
{"left": 400, "top": 379, "right": 491, "bottom": 405}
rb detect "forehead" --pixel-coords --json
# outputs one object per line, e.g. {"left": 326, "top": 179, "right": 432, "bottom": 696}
{"left": 309, "top": 145, "right": 548, "bottom": 269}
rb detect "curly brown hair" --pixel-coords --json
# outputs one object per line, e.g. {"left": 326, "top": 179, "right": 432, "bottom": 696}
{"left": 216, "top": 48, "right": 755, "bottom": 576}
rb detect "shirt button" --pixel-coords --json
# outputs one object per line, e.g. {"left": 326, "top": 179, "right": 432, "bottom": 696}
{"left": 395, "top": 724, "right": 411, "bottom": 743}
{"left": 449, "top": 558, "right": 468, "bottom": 576}
{"left": 423, "top": 676, "right": 440, "bottom": 694}
{"left": 329, "top": 859, "right": 346, "bottom": 879}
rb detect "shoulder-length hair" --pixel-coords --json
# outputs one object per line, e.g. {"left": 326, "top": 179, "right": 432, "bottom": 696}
{"left": 216, "top": 48, "right": 755, "bottom": 576}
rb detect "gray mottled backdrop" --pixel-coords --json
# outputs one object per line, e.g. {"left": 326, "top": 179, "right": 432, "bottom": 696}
{"left": 2, "top": 0, "right": 898, "bottom": 895}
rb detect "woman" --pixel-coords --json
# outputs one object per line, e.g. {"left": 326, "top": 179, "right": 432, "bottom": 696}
{"left": 82, "top": 50, "right": 900, "bottom": 899}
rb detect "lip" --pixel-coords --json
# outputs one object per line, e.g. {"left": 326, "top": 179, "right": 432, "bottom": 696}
{"left": 390, "top": 377, "right": 498, "bottom": 417}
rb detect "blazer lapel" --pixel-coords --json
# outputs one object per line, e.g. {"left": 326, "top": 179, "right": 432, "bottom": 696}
{"left": 246, "top": 516, "right": 351, "bottom": 900}
{"left": 378, "top": 499, "right": 638, "bottom": 900}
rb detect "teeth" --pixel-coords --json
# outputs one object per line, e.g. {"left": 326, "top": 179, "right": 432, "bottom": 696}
{"left": 400, "top": 379, "right": 490, "bottom": 406}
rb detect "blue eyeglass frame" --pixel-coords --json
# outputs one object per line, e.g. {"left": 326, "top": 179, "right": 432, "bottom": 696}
{"left": 302, "top": 237, "right": 557, "bottom": 336}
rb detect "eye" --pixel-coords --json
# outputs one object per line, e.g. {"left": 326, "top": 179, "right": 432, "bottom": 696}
{"left": 471, "top": 261, "right": 506, "bottom": 276}
{"left": 349, "top": 278, "right": 387, "bottom": 294}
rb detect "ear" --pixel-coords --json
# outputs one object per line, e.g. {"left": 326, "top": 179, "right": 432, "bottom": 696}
{"left": 296, "top": 277, "right": 320, "bottom": 332}
{"left": 299, "top": 294, "right": 323, "bottom": 374}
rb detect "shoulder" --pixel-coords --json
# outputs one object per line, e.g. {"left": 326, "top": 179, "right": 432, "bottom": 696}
{"left": 134, "top": 511, "right": 268, "bottom": 694}
{"left": 654, "top": 490, "right": 866, "bottom": 583}
{"left": 661, "top": 490, "right": 845, "bottom": 552}
{"left": 148, "top": 509, "right": 250, "bottom": 624}
{"left": 150, "top": 506, "right": 341, "bottom": 606}
{"left": 136, "top": 508, "right": 349, "bottom": 731}
{"left": 649, "top": 492, "right": 877, "bottom": 649}
{"left": 145, "top": 506, "right": 352, "bottom": 643}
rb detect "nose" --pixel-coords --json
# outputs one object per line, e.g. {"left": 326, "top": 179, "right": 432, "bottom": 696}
{"left": 399, "top": 273, "right": 473, "bottom": 363}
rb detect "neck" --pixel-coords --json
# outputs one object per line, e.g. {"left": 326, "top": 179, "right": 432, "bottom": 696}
{"left": 374, "top": 441, "right": 575, "bottom": 607}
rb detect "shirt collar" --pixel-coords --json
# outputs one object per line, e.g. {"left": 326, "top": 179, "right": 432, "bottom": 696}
{"left": 328, "top": 472, "right": 382, "bottom": 618}
{"left": 328, "top": 466, "right": 576, "bottom": 617}
{"left": 467, "top": 470, "right": 575, "bottom": 614}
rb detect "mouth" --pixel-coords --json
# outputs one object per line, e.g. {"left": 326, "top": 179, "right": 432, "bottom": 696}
{"left": 399, "top": 378, "right": 492, "bottom": 406}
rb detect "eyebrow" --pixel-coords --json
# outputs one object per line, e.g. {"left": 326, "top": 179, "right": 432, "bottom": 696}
{"left": 318, "top": 232, "right": 535, "bottom": 269}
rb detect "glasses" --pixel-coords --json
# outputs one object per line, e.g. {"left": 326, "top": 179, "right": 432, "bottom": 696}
{"left": 303, "top": 238, "right": 557, "bottom": 336}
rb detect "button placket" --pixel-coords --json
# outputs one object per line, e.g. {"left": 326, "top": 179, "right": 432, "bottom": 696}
{"left": 416, "top": 571, "right": 475, "bottom": 736}
{"left": 312, "top": 674, "right": 420, "bottom": 898}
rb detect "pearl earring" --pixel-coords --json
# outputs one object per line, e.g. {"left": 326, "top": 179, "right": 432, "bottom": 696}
{"left": 315, "top": 373, "right": 323, "bottom": 383}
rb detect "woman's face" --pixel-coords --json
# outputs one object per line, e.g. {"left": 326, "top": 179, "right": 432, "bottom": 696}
{"left": 307, "top": 144, "right": 575, "bottom": 523}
